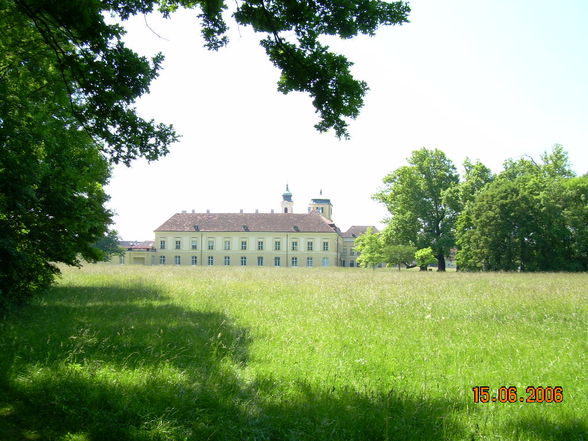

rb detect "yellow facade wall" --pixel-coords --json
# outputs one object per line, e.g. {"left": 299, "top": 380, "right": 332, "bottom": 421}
{"left": 152, "top": 231, "right": 341, "bottom": 267}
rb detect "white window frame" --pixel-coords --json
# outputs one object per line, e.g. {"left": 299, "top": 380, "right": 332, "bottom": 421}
{"left": 307, "top": 257, "right": 313, "bottom": 267}
{"left": 241, "top": 240, "right": 247, "bottom": 250}
{"left": 191, "top": 256, "right": 197, "bottom": 265}
{"left": 175, "top": 240, "right": 181, "bottom": 250}
{"left": 307, "top": 241, "right": 313, "bottom": 251}
{"left": 191, "top": 239, "right": 198, "bottom": 250}
{"left": 160, "top": 255, "right": 166, "bottom": 265}
{"left": 257, "top": 240, "right": 264, "bottom": 251}
{"left": 175, "top": 255, "right": 181, "bottom": 265}
{"left": 257, "top": 256, "right": 264, "bottom": 266}
{"left": 274, "top": 240, "right": 281, "bottom": 251}
{"left": 291, "top": 257, "right": 298, "bottom": 267}
{"left": 274, "top": 256, "right": 281, "bottom": 267}
{"left": 160, "top": 240, "right": 166, "bottom": 250}
{"left": 323, "top": 241, "right": 329, "bottom": 251}
{"left": 291, "top": 241, "right": 298, "bottom": 251}
{"left": 240, "top": 256, "right": 247, "bottom": 266}
{"left": 322, "top": 257, "right": 329, "bottom": 267}
{"left": 207, "top": 239, "right": 214, "bottom": 250}
{"left": 224, "top": 240, "right": 231, "bottom": 250}
{"left": 224, "top": 256, "right": 231, "bottom": 266}
{"left": 207, "top": 256, "right": 214, "bottom": 266}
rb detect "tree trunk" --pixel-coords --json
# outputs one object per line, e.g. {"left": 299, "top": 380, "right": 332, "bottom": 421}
{"left": 437, "top": 253, "right": 446, "bottom": 272}
{"left": 419, "top": 265, "right": 427, "bottom": 271}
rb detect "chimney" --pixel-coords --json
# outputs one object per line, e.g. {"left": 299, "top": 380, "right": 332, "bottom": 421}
{"left": 191, "top": 209, "right": 195, "bottom": 213}
{"left": 271, "top": 209, "right": 274, "bottom": 213}
{"left": 255, "top": 209, "right": 259, "bottom": 213}
{"left": 181, "top": 210, "right": 186, "bottom": 213}
{"left": 206, "top": 209, "right": 210, "bottom": 213}
{"left": 240, "top": 209, "right": 243, "bottom": 213}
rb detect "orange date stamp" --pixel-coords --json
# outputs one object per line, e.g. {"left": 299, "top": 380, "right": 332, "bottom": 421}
{"left": 472, "top": 386, "right": 564, "bottom": 403}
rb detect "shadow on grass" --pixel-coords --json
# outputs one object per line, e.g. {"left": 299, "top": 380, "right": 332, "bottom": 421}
{"left": 1, "top": 283, "right": 465, "bottom": 440}
{"left": 509, "top": 415, "right": 587, "bottom": 441}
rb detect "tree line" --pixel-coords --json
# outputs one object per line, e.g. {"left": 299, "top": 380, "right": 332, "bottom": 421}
{"left": 355, "top": 146, "right": 587, "bottom": 272}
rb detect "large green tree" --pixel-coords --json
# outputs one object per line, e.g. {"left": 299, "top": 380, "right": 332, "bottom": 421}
{"left": 374, "top": 148, "right": 460, "bottom": 271}
{"left": 0, "top": 7, "right": 111, "bottom": 305}
{"left": 444, "top": 158, "right": 494, "bottom": 270}
{"left": 456, "top": 146, "right": 587, "bottom": 271}
{"left": 1, "top": 0, "right": 410, "bottom": 305}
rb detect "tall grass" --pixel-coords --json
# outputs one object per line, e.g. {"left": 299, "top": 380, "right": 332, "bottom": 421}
{"left": 0, "top": 266, "right": 586, "bottom": 440}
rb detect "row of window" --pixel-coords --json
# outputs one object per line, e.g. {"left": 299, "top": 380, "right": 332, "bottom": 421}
{"left": 160, "top": 239, "right": 330, "bottom": 252}
{"left": 159, "top": 255, "right": 330, "bottom": 267}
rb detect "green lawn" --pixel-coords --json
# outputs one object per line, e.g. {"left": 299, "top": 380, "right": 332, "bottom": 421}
{"left": 0, "top": 266, "right": 586, "bottom": 441}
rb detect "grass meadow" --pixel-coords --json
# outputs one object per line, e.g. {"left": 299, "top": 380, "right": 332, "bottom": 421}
{"left": 0, "top": 266, "right": 586, "bottom": 441}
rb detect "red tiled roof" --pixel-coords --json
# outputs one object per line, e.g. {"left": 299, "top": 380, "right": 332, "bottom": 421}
{"left": 341, "top": 226, "right": 378, "bottom": 238}
{"left": 155, "top": 212, "right": 338, "bottom": 233}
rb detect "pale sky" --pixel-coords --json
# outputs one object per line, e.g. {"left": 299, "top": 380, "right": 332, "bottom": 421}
{"left": 106, "top": 0, "right": 588, "bottom": 241}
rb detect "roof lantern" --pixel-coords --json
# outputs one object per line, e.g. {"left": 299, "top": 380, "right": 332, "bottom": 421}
{"left": 282, "top": 184, "right": 293, "bottom": 202}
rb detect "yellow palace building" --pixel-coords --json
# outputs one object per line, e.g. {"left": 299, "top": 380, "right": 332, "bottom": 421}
{"left": 118, "top": 187, "right": 376, "bottom": 268}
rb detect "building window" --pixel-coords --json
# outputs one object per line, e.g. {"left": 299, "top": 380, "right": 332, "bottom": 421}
{"left": 291, "top": 257, "right": 298, "bottom": 267}
{"left": 322, "top": 257, "right": 329, "bottom": 267}
{"left": 240, "top": 256, "right": 247, "bottom": 266}
{"left": 307, "top": 257, "right": 313, "bottom": 267}
{"left": 175, "top": 255, "right": 181, "bottom": 265}
{"left": 323, "top": 241, "right": 329, "bottom": 251}
{"left": 208, "top": 239, "right": 214, "bottom": 250}
{"left": 257, "top": 240, "right": 264, "bottom": 251}
{"left": 256, "top": 256, "right": 263, "bottom": 266}
{"left": 291, "top": 241, "right": 298, "bottom": 251}
{"left": 207, "top": 256, "right": 214, "bottom": 266}
{"left": 191, "top": 256, "right": 197, "bottom": 265}
{"left": 159, "top": 255, "right": 166, "bottom": 265}
{"left": 224, "top": 240, "right": 231, "bottom": 250}
{"left": 241, "top": 240, "right": 247, "bottom": 250}
{"left": 160, "top": 240, "right": 166, "bottom": 250}
{"left": 274, "top": 240, "right": 281, "bottom": 251}
{"left": 119, "top": 255, "right": 125, "bottom": 265}
{"left": 274, "top": 256, "right": 281, "bottom": 267}
{"left": 350, "top": 260, "right": 355, "bottom": 267}
{"left": 224, "top": 256, "right": 231, "bottom": 266}
{"left": 175, "top": 240, "right": 181, "bottom": 250}
{"left": 307, "top": 241, "right": 313, "bottom": 251}
{"left": 191, "top": 239, "right": 198, "bottom": 250}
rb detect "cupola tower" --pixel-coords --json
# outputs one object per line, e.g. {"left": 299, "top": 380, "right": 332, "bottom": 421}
{"left": 308, "top": 189, "right": 333, "bottom": 221}
{"left": 281, "top": 185, "right": 294, "bottom": 213}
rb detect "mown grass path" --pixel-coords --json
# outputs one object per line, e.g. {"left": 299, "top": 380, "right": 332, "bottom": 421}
{"left": 1, "top": 266, "right": 586, "bottom": 440}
